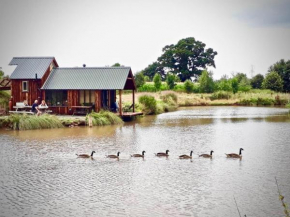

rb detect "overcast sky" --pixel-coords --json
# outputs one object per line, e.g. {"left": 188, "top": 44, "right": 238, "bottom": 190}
{"left": 0, "top": 0, "right": 290, "bottom": 79}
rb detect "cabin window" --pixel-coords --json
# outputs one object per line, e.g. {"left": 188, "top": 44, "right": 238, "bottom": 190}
{"left": 79, "top": 90, "right": 95, "bottom": 105}
{"left": 22, "top": 81, "right": 29, "bottom": 92}
{"left": 45, "top": 90, "right": 68, "bottom": 106}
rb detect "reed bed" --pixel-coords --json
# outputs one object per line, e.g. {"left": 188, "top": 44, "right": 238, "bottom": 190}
{"left": 5, "top": 114, "right": 63, "bottom": 130}
{"left": 87, "top": 111, "right": 123, "bottom": 126}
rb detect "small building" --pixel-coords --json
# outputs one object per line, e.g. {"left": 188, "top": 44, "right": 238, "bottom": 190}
{"left": 9, "top": 57, "right": 137, "bottom": 116}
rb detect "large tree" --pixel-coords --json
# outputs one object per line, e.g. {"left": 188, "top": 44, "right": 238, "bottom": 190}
{"left": 142, "top": 61, "right": 165, "bottom": 80}
{"left": 268, "top": 59, "right": 290, "bottom": 92}
{"left": 157, "top": 37, "right": 217, "bottom": 81}
{"left": 262, "top": 71, "right": 283, "bottom": 92}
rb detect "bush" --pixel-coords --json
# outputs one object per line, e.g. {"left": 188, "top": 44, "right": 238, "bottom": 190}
{"left": 153, "top": 74, "right": 162, "bottom": 91}
{"left": 209, "top": 91, "right": 232, "bottom": 100}
{"left": 184, "top": 80, "right": 194, "bottom": 93}
{"left": 134, "top": 72, "right": 145, "bottom": 88}
{"left": 199, "top": 70, "right": 214, "bottom": 93}
{"left": 262, "top": 71, "right": 283, "bottom": 92}
{"left": 166, "top": 73, "right": 176, "bottom": 89}
{"left": 161, "top": 93, "right": 178, "bottom": 104}
{"left": 6, "top": 114, "right": 63, "bottom": 130}
{"left": 87, "top": 111, "right": 123, "bottom": 126}
{"left": 139, "top": 95, "right": 157, "bottom": 114}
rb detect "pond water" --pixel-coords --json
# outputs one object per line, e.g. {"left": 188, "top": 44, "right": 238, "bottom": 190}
{"left": 0, "top": 106, "right": 290, "bottom": 217}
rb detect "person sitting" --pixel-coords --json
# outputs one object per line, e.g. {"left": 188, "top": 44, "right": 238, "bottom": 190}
{"left": 31, "top": 100, "right": 41, "bottom": 116}
{"left": 111, "top": 99, "right": 119, "bottom": 112}
{"left": 39, "top": 100, "right": 47, "bottom": 108}
{"left": 23, "top": 100, "right": 29, "bottom": 106}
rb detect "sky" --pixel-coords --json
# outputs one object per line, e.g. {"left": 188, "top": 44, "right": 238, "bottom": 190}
{"left": 0, "top": 0, "right": 290, "bottom": 79}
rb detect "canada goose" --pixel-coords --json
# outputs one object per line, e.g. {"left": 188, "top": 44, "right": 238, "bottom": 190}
{"left": 131, "top": 151, "right": 146, "bottom": 158}
{"left": 155, "top": 150, "right": 169, "bottom": 157}
{"left": 179, "top": 151, "right": 193, "bottom": 159}
{"left": 199, "top": 150, "right": 214, "bottom": 158}
{"left": 76, "top": 151, "right": 95, "bottom": 158}
{"left": 107, "top": 152, "right": 120, "bottom": 159}
{"left": 225, "top": 148, "right": 244, "bottom": 159}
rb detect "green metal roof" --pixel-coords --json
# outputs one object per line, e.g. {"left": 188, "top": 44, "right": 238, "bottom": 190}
{"left": 9, "top": 57, "right": 56, "bottom": 79}
{"left": 41, "top": 67, "right": 135, "bottom": 90}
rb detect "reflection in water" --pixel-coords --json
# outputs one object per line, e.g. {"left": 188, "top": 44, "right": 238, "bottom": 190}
{"left": 0, "top": 106, "right": 290, "bottom": 217}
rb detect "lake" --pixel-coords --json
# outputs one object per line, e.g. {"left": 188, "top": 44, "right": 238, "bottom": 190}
{"left": 0, "top": 106, "right": 290, "bottom": 216}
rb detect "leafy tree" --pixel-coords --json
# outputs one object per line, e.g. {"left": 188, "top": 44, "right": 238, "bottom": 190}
{"left": 166, "top": 73, "right": 176, "bottom": 90}
{"left": 215, "top": 75, "right": 232, "bottom": 92}
{"left": 199, "top": 70, "right": 214, "bottom": 93}
{"left": 250, "top": 74, "right": 264, "bottom": 89}
{"left": 268, "top": 59, "right": 290, "bottom": 91}
{"left": 233, "top": 73, "right": 248, "bottom": 83}
{"left": 184, "top": 80, "right": 194, "bottom": 93}
{"left": 111, "top": 63, "right": 122, "bottom": 67}
{"left": 144, "top": 76, "right": 150, "bottom": 82}
{"left": 238, "top": 77, "right": 251, "bottom": 92}
{"left": 262, "top": 71, "right": 283, "bottom": 92}
{"left": 157, "top": 37, "right": 217, "bottom": 81}
{"left": 231, "top": 78, "right": 239, "bottom": 94}
{"left": 134, "top": 71, "right": 145, "bottom": 88}
{"left": 142, "top": 62, "right": 164, "bottom": 80}
{"left": 153, "top": 73, "right": 162, "bottom": 91}
{"left": 0, "top": 70, "right": 4, "bottom": 78}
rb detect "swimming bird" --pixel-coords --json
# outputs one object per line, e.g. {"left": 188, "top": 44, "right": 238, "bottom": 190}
{"left": 179, "top": 151, "right": 193, "bottom": 159}
{"left": 107, "top": 152, "right": 120, "bottom": 159}
{"left": 199, "top": 150, "right": 214, "bottom": 158}
{"left": 76, "top": 151, "right": 95, "bottom": 158}
{"left": 225, "top": 148, "right": 244, "bottom": 159}
{"left": 131, "top": 151, "right": 146, "bottom": 158}
{"left": 155, "top": 150, "right": 169, "bottom": 157}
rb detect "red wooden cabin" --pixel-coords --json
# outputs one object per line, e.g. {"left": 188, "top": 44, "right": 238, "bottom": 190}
{"left": 9, "top": 57, "right": 136, "bottom": 116}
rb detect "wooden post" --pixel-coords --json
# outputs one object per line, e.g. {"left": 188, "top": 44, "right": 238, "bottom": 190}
{"left": 132, "top": 89, "right": 135, "bottom": 112}
{"left": 119, "top": 90, "right": 122, "bottom": 116}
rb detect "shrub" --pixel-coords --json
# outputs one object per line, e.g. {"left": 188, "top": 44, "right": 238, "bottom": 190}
{"left": 6, "top": 114, "right": 63, "bottom": 130}
{"left": 161, "top": 93, "right": 178, "bottom": 104}
{"left": 153, "top": 74, "right": 162, "bottom": 91}
{"left": 199, "top": 70, "right": 214, "bottom": 93}
{"left": 209, "top": 91, "right": 232, "bottom": 100}
{"left": 262, "top": 71, "right": 283, "bottom": 92}
{"left": 134, "top": 72, "right": 145, "bottom": 88}
{"left": 87, "top": 111, "right": 123, "bottom": 126}
{"left": 166, "top": 73, "right": 176, "bottom": 89}
{"left": 184, "top": 80, "right": 194, "bottom": 93}
{"left": 139, "top": 95, "right": 157, "bottom": 114}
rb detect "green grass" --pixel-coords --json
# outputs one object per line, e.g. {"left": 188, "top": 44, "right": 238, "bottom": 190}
{"left": 87, "top": 111, "right": 124, "bottom": 126}
{"left": 5, "top": 114, "right": 63, "bottom": 130}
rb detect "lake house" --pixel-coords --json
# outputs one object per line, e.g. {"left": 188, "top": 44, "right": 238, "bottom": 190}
{"left": 8, "top": 57, "right": 136, "bottom": 115}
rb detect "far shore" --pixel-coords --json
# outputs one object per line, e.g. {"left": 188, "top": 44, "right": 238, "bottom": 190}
{"left": 122, "top": 90, "right": 290, "bottom": 107}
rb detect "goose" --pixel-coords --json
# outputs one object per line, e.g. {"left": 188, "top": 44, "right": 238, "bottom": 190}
{"left": 199, "top": 150, "right": 214, "bottom": 158}
{"left": 179, "top": 151, "right": 193, "bottom": 159}
{"left": 131, "top": 151, "right": 146, "bottom": 158}
{"left": 225, "top": 148, "right": 244, "bottom": 159}
{"left": 76, "top": 151, "right": 95, "bottom": 158}
{"left": 107, "top": 152, "right": 120, "bottom": 159}
{"left": 155, "top": 150, "right": 169, "bottom": 157}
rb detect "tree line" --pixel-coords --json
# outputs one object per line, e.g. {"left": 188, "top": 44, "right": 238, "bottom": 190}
{"left": 134, "top": 37, "right": 290, "bottom": 93}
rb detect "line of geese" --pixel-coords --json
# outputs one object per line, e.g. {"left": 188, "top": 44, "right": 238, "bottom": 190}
{"left": 76, "top": 148, "right": 244, "bottom": 159}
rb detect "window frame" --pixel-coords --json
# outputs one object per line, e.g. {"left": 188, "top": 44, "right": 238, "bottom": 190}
{"left": 22, "top": 81, "right": 29, "bottom": 92}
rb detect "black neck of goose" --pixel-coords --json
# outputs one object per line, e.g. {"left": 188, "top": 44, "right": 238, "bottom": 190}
{"left": 166, "top": 150, "right": 169, "bottom": 154}
{"left": 210, "top": 151, "right": 213, "bottom": 155}
{"left": 239, "top": 149, "right": 242, "bottom": 155}
{"left": 190, "top": 151, "right": 193, "bottom": 156}
{"left": 142, "top": 151, "right": 145, "bottom": 155}
{"left": 117, "top": 152, "right": 120, "bottom": 156}
{"left": 91, "top": 151, "right": 94, "bottom": 157}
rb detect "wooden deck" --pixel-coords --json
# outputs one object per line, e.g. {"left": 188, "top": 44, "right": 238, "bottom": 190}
{"left": 120, "top": 112, "right": 143, "bottom": 117}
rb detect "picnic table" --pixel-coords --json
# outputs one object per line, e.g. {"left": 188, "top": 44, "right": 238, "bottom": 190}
{"left": 13, "top": 106, "right": 32, "bottom": 111}
{"left": 38, "top": 106, "right": 52, "bottom": 114}
{"left": 71, "top": 106, "right": 92, "bottom": 116}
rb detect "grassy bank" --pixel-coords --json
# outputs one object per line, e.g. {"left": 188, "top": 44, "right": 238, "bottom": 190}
{"left": 122, "top": 90, "right": 290, "bottom": 108}
{"left": 0, "top": 111, "right": 123, "bottom": 130}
